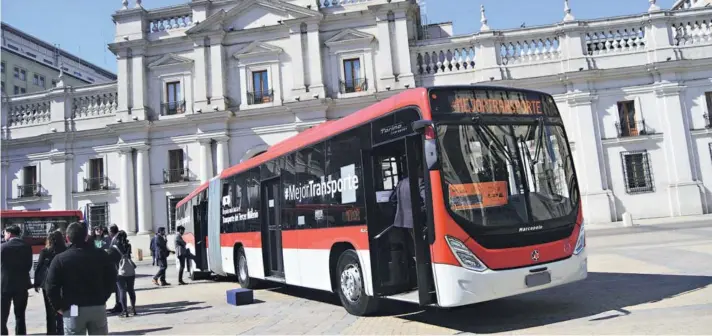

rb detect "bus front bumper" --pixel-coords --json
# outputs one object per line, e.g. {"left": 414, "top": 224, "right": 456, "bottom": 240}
{"left": 434, "top": 251, "right": 587, "bottom": 307}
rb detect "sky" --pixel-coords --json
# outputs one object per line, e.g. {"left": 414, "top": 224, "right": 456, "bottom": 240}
{"left": 1, "top": 0, "right": 679, "bottom": 74}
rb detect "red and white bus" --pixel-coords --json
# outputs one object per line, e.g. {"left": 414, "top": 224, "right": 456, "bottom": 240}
{"left": 1, "top": 210, "right": 83, "bottom": 275}
{"left": 176, "top": 86, "right": 587, "bottom": 315}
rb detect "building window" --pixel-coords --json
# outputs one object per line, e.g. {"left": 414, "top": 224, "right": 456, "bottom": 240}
{"left": 1, "top": 81, "right": 4, "bottom": 93}
{"left": 621, "top": 150, "right": 654, "bottom": 194}
{"left": 14, "top": 67, "right": 26, "bottom": 81}
{"left": 13, "top": 86, "right": 26, "bottom": 95}
{"left": 248, "top": 70, "right": 272, "bottom": 105}
{"left": 88, "top": 203, "right": 109, "bottom": 228}
{"left": 84, "top": 158, "right": 107, "bottom": 191}
{"left": 164, "top": 149, "right": 187, "bottom": 183}
{"left": 19, "top": 166, "right": 39, "bottom": 198}
{"left": 1, "top": 62, "right": 4, "bottom": 73}
{"left": 51, "top": 80, "right": 57, "bottom": 88}
{"left": 167, "top": 197, "right": 185, "bottom": 233}
{"left": 341, "top": 58, "right": 366, "bottom": 93}
{"left": 162, "top": 81, "right": 184, "bottom": 115}
{"left": 616, "top": 101, "right": 640, "bottom": 137}
{"left": 33, "top": 74, "right": 45, "bottom": 88}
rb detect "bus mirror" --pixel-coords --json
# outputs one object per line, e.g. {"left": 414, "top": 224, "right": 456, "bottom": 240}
{"left": 412, "top": 120, "right": 434, "bottom": 133}
{"left": 424, "top": 138, "right": 439, "bottom": 171}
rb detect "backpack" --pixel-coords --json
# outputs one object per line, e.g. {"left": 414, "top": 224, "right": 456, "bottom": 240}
{"left": 113, "top": 245, "right": 136, "bottom": 277}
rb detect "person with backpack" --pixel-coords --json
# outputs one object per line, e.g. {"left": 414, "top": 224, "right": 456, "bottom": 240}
{"left": 108, "top": 231, "right": 137, "bottom": 318}
{"left": 34, "top": 231, "right": 67, "bottom": 334}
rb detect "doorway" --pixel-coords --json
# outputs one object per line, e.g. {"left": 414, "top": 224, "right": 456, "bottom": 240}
{"left": 261, "top": 178, "right": 285, "bottom": 278}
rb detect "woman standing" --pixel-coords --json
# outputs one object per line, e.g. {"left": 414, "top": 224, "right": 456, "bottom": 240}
{"left": 33, "top": 231, "right": 66, "bottom": 335}
{"left": 108, "top": 231, "right": 137, "bottom": 317}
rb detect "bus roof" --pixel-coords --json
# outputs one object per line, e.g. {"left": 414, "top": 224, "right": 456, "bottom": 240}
{"left": 176, "top": 88, "right": 429, "bottom": 209}
{"left": 1, "top": 210, "right": 83, "bottom": 219}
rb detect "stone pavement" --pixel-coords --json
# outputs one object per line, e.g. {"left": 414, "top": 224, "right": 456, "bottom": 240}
{"left": 6, "top": 218, "right": 712, "bottom": 335}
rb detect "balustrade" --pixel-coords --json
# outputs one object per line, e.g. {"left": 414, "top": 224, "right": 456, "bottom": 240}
{"left": 7, "top": 100, "right": 51, "bottom": 127}
{"left": 584, "top": 27, "right": 647, "bottom": 55}
{"left": 671, "top": 19, "right": 712, "bottom": 46}
{"left": 73, "top": 92, "right": 118, "bottom": 119}
{"left": 149, "top": 14, "right": 193, "bottom": 33}
{"left": 500, "top": 35, "right": 561, "bottom": 65}
{"left": 414, "top": 44, "right": 476, "bottom": 75}
{"left": 319, "top": 0, "right": 373, "bottom": 8}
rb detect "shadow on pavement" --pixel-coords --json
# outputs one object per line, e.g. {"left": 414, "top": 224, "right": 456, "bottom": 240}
{"left": 395, "top": 272, "right": 712, "bottom": 333}
{"left": 135, "top": 300, "right": 213, "bottom": 316}
{"left": 262, "top": 272, "right": 711, "bottom": 332}
{"left": 110, "top": 327, "right": 173, "bottom": 335}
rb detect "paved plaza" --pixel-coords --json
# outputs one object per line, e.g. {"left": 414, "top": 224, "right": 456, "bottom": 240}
{"left": 8, "top": 217, "right": 712, "bottom": 335}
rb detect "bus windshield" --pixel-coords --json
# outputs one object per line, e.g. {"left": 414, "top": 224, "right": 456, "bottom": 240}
{"left": 437, "top": 120, "right": 578, "bottom": 232}
{"left": 1, "top": 216, "right": 74, "bottom": 246}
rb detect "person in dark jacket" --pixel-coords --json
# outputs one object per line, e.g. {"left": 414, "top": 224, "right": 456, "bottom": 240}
{"left": 105, "top": 224, "right": 122, "bottom": 314}
{"left": 149, "top": 235, "right": 156, "bottom": 266}
{"left": 44, "top": 223, "right": 117, "bottom": 335}
{"left": 107, "top": 231, "right": 137, "bottom": 318}
{"left": 152, "top": 227, "right": 172, "bottom": 286}
{"left": 1, "top": 224, "right": 33, "bottom": 335}
{"left": 175, "top": 225, "right": 194, "bottom": 285}
{"left": 34, "top": 231, "right": 67, "bottom": 335}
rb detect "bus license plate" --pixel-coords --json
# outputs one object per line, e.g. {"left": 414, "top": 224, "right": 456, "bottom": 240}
{"left": 525, "top": 271, "right": 551, "bottom": 287}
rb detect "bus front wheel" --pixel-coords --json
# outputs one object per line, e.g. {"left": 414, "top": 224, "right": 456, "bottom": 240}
{"left": 236, "top": 247, "right": 258, "bottom": 289}
{"left": 335, "top": 249, "right": 378, "bottom": 316}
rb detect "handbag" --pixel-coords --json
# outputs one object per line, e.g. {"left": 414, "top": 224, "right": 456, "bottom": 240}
{"left": 113, "top": 245, "right": 137, "bottom": 277}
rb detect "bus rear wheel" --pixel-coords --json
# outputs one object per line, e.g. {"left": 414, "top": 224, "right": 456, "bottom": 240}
{"left": 336, "top": 249, "right": 378, "bottom": 316}
{"left": 236, "top": 248, "right": 257, "bottom": 289}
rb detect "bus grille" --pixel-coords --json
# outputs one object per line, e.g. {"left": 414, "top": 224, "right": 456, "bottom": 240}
{"left": 473, "top": 224, "right": 575, "bottom": 249}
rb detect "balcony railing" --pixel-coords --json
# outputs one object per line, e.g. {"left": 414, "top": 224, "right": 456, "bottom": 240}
{"left": 163, "top": 168, "right": 190, "bottom": 184}
{"left": 704, "top": 113, "right": 711, "bottom": 129}
{"left": 161, "top": 100, "right": 186, "bottom": 116}
{"left": 17, "top": 184, "right": 42, "bottom": 198}
{"left": 615, "top": 120, "right": 653, "bottom": 138}
{"left": 247, "top": 90, "right": 274, "bottom": 105}
{"left": 340, "top": 78, "right": 367, "bottom": 94}
{"left": 83, "top": 176, "right": 109, "bottom": 192}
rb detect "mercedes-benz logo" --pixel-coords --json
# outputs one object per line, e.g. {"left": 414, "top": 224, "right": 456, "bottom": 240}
{"left": 531, "top": 249, "right": 540, "bottom": 261}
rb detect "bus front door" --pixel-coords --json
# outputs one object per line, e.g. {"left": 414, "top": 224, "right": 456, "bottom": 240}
{"left": 190, "top": 201, "right": 210, "bottom": 280}
{"left": 261, "top": 178, "right": 285, "bottom": 279}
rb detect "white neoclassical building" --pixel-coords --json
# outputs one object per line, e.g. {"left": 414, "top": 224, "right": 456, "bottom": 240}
{"left": 2, "top": 0, "right": 711, "bottom": 247}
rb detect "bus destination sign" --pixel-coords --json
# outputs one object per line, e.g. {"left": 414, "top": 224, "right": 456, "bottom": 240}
{"left": 430, "top": 89, "right": 546, "bottom": 116}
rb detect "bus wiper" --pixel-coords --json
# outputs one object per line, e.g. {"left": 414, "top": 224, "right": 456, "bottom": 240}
{"left": 471, "top": 119, "right": 515, "bottom": 167}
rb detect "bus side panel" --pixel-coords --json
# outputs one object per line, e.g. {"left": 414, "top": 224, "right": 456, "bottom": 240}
{"left": 207, "top": 178, "right": 226, "bottom": 276}
{"left": 219, "top": 232, "right": 264, "bottom": 279}
{"left": 281, "top": 226, "right": 370, "bottom": 293}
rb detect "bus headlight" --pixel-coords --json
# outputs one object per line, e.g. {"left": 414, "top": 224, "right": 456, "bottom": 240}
{"left": 445, "top": 235, "right": 488, "bottom": 272}
{"left": 573, "top": 225, "right": 585, "bottom": 255}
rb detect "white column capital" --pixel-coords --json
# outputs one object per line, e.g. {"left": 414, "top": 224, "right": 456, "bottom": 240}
{"left": 134, "top": 145, "right": 151, "bottom": 152}
{"left": 197, "top": 137, "right": 212, "bottom": 145}
{"left": 214, "top": 136, "right": 230, "bottom": 143}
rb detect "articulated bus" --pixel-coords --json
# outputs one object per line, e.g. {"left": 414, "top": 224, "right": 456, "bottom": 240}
{"left": 1, "top": 210, "right": 83, "bottom": 275}
{"left": 176, "top": 86, "right": 587, "bottom": 315}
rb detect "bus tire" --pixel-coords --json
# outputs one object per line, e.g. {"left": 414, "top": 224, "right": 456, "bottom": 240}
{"left": 236, "top": 248, "right": 257, "bottom": 289}
{"left": 335, "top": 249, "right": 378, "bottom": 316}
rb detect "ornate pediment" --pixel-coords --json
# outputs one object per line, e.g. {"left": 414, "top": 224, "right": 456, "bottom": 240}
{"left": 186, "top": 0, "right": 321, "bottom": 35}
{"left": 147, "top": 53, "right": 194, "bottom": 69}
{"left": 233, "top": 41, "right": 283, "bottom": 60}
{"left": 325, "top": 28, "right": 375, "bottom": 49}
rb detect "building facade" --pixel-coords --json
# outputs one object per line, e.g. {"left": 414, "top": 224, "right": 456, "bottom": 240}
{"left": 1, "top": 0, "right": 711, "bottom": 243}
{"left": 1, "top": 23, "right": 117, "bottom": 97}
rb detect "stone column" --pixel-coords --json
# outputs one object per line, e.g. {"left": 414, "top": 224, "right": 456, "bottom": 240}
{"left": 116, "top": 52, "right": 130, "bottom": 116}
{"left": 49, "top": 152, "right": 73, "bottom": 210}
{"left": 119, "top": 149, "right": 137, "bottom": 234}
{"left": 193, "top": 39, "right": 209, "bottom": 111}
{"left": 199, "top": 139, "right": 214, "bottom": 183}
{"left": 375, "top": 12, "right": 395, "bottom": 88}
{"left": 392, "top": 13, "right": 415, "bottom": 87}
{"left": 130, "top": 47, "right": 148, "bottom": 120}
{"left": 135, "top": 146, "right": 153, "bottom": 234}
{"left": 566, "top": 91, "right": 614, "bottom": 223}
{"left": 306, "top": 23, "right": 325, "bottom": 97}
{"left": 1, "top": 161, "right": 8, "bottom": 210}
{"left": 289, "top": 24, "right": 306, "bottom": 98}
{"left": 654, "top": 81, "right": 704, "bottom": 216}
{"left": 209, "top": 36, "right": 227, "bottom": 110}
{"left": 215, "top": 137, "right": 230, "bottom": 174}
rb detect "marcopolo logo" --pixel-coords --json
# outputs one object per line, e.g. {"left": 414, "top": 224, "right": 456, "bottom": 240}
{"left": 284, "top": 164, "right": 359, "bottom": 204}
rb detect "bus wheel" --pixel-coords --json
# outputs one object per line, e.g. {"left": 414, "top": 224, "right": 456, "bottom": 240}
{"left": 336, "top": 249, "right": 378, "bottom": 316}
{"left": 236, "top": 248, "right": 257, "bottom": 289}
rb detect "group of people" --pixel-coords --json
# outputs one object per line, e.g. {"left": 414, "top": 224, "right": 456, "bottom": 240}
{"left": 0, "top": 222, "right": 194, "bottom": 335}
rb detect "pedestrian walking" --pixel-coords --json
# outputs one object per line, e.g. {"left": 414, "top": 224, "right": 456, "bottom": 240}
{"left": 34, "top": 231, "right": 67, "bottom": 335}
{"left": 175, "top": 226, "right": 194, "bottom": 285}
{"left": 108, "top": 231, "right": 137, "bottom": 318}
{"left": 1, "top": 225, "right": 33, "bottom": 335}
{"left": 152, "top": 227, "right": 172, "bottom": 286}
{"left": 149, "top": 235, "right": 156, "bottom": 266}
{"left": 44, "top": 222, "right": 117, "bottom": 335}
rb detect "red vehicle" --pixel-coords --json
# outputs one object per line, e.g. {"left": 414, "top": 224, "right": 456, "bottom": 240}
{"left": 1, "top": 210, "right": 83, "bottom": 274}
{"left": 177, "top": 86, "right": 587, "bottom": 316}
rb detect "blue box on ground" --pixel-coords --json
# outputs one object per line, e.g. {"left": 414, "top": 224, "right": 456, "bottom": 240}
{"left": 226, "top": 288, "right": 254, "bottom": 306}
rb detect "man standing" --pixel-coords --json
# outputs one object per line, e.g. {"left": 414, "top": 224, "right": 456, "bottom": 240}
{"left": 45, "top": 223, "right": 117, "bottom": 335}
{"left": 1, "top": 225, "right": 33, "bottom": 335}
{"left": 105, "top": 225, "right": 122, "bottom": 314}
{"left": 152, "top": 227, "right": 171, "bottom": 286}
{"left": 174, "top": 226, "right": 191, "bottom": 285}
